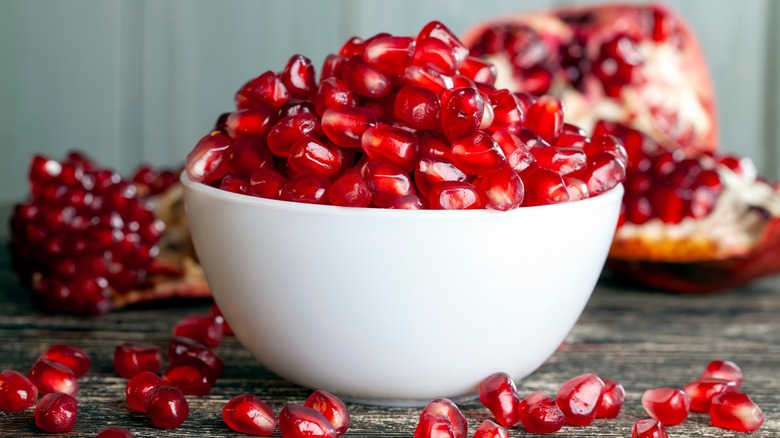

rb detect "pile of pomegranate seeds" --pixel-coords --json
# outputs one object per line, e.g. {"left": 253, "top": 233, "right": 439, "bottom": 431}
{"left": 186, "top": 21, "right": 627, "bottom": 210}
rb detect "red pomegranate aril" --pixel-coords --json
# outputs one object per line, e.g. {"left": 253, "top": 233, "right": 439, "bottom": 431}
{"left": 339, "top": 36, "right": 365, "bottom": 58}
{"left": 113, "top": 342, "right": 164, "bottom": 379}
{"left": 235, "top": 71, "right": 289, "bottom": 109}
{"left": 442, "top": 88, "right": 485, "bottom": 141}
{"left": 563, "top": 176, "right": 590, "bottom": 201}
{"left": 321, "top": 54, "right": 347, "bottom": 80}
{"left": 220, "top": 175, "right": 249, "bottom": 194}
{"left": 710, "top": 392, "right": 764, "bottom": 433}
{"left": 228, "top": 139, "right": 274, "bottom": 177}
{"left": 225, "top": 105, "right": 277, "bottom": 140}
{"left": 555, "top": 373, "right": 605, "bottom": 426}
{"left": 27, "top": 359, "right": 78, "bottom": 397}
{"left": 364, "top": 35, "right": 415, "bottom": 75}
{"left": 321, "top": 107, "right": 378, "bottom": 148}
{"left": 632, "top": 418, "right": 669, "bottom": 438}
{"left": 649, "top": 186, "right": 689, "bottom": 224}
{"left": 283, "top": 174, "right": 331, "bottom": 204}
{"left": 39, "top": 344, "right": 91, "bottom": 378}
{"left": 249, "top": 168, "right": 289, "bottom": 200}
{"left": 173, "top": 314, "right": 224, "bottom": 348}
{"left": 145, "top": 386, "right": 189, "bottom": 429}
{"left": 315, "top": 77, "right": 357, "bottom": 115}
{"left": 167, "top": 336, "right": 224, "bottom": 378}
{"left": 492, "top": 129, "right": 535, "bottom": 172}
{"left": 223, "top": 394, "right": 276, "bottom": 436}
{"left": 362, "top": 124, "right": 420, "bottom": 173}
{"left": 578, "top": 152, "right": 627, "bottom": 196}
{"left": 186, "top": 131, "right": 233, "bottom": 183}
{"left": 478, "top": 372, "right": 521, "bottom": 427}
{"left": 394, "top": 85, "right": 442, "bottom": 130}
{"left": 279, "top": 404, "right": 336, "bottom": 438}
{"left": 209, "top": 303, "right": 233, "bottom": 336}
{"left": 417, "top": 398, "right": 468, "bottom": 438}
{"left": 474, "top": 169, "right": 525, "bottom": 211}
{"left": 488, "top": 90, "right": 524, "bottom": 134}
{"left": 414, "top": 158, "right": 467, "bottom": 199}
{"left": 524, "top": 96, "right": 564, "bottom": 144}
{"left": 329, "top": 172, "right": 372, "bottom": 207}
{"left": 363, "top": 160, "right": 415, "bottom": 208}
{"left": 267, "top": 113, "right": 321, "bottom": 157}
{"left": 429, "top": 181, "right": 484, "bottom": 210}
{"left": 451, "top": 131, "right": 507, "bottom": 176}
{"left": 402, "top": 66, "right": 454, "bottom": 94}
{"left": 532, "top": 146, "right": 587, "bottom": 175}
{"left": 518, "top": 391, "right": 566, "bottom": 434}
{"left": 593, "top": 34, "right": 642, "bottom": 97}
{"left": 288, "top": 136, "right": 343, "bottom": 177}
{"left": 35, "top": 392, "right": 78, "bottom": 433}
{"left": 596, "top": 379, "right": 625, "bottom": 418}
{"left": 522, "top": 167, "right": 570, "bottom": 206}
{"left": 458, "top": 56, "right": 497, "bottom": 85}
{"left": 125, "top": 371, "right": 166, "bottom": 413}
{"left": 0, "top": 370, "right": 38, "bottom": 411}
{"left": 95, "top": 426, "right": 135, "bottom": 438}
{"left": 281, "top": 54, "right": 316, "bottom": 98}
{"left": 683, "top": 378, "right": 737, "bottom": 412}
{"left": 641, "top": 387, "right": 690, "bottom": 426}
{"left": 701, "top": 360, "right": 743, "bottom": 389}
{"left": 340, "top": 56, "right": 391, "bottom": 98}
{"left": 305, "top": 389, "right": 350, "bottom": 436}
{"left": 418, "top": 21, "right": 469, "bottom": 67}
{"left": 473, "top": 419, "right": 509, "bottom": 438}
{"left": 278, "top": 98, "right": 316, "bottom": 117}
{"left": 412, "top": 37, "right": 459, "bottom": 75}
{"left": 388, "top": 193, "right": 426, "bottom": 209}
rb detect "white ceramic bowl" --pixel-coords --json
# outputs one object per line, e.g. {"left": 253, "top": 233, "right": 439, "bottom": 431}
{"left": 181, "top": 173, "right": 623, "bottom": 406}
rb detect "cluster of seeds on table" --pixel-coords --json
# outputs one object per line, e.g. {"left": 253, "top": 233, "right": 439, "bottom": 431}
{"left": 185, "top": 21, "right": 627, "bottom": 210}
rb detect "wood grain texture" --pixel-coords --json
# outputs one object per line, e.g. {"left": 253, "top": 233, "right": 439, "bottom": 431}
{"left": 0, "top": 219, "right": 778, "bottom": 436}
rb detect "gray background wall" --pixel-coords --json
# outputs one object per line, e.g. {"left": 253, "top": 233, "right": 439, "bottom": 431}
{"left": 1, "top": 0, "right": 778, "bottom": 203}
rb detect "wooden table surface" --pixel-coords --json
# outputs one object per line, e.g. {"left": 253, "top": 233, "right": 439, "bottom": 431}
{"left": 0, "top": 207, "right": 778, "bottom": 437}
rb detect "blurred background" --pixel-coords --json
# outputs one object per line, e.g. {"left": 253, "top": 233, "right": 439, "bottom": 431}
{"left": 0, "top": 0, "right": 778, "bottom": 204}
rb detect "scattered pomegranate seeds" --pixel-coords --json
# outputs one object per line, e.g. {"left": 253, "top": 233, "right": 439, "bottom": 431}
{"left": 113, "top": 342, "right": 164, "bottom": 379}
{"left": 478, "top": 372, "right": 522, "bottom": 427}
{"left": 34, "top": 392, "right": 78, "bottom": 433}
{"left": 641, "top": 387, "right": 690, "bottom": 425}
{"left": 473, "top": 419, "right": 510, "bottom": 438}
{"left": 710, "top": 392, "right": 764, "bottom": 433}
{"left": 555, "top": 373, "right": 605, "bottom": 426}
{"left": 222, "top": 394, "right": 277, "bottom": 436}
{"left": 415, "top": 398, "right": 468, "bottom": 438}
{"left": 278, "top": 404, "right": 337, "bottom": 438}
{"left": 632, "top": 418, "right": 669, "bottom": 438}
{"left": 125, "top": 371, "right": 166, "bottom": 413}
{"left": 683, "top": 378, "right": 737, "bottom": 412}
{"left": 27, "top": 358, "right": 79, "bottom": 397}
{"left": 518, "top": 391, "right": 566, "bottom": 434}
{"left": 38, "top": 344, "right": 91, "bottom": 378}
{"left": 0, "top": 370, "right": 38, "bottom": 411}
{"left": 144, "top": 385, "right": 189, "bottom": 429}
{"left": 95, "top": 425, "right": 135, "bottom": 438}
{"left": 162, "top": 355, "right": 218, "bottom": 396}
{"left": 596, "top": 378, "right": 626, "bottom": 418}
{"left": 172, "top": 314, "right": 225, "bottom": 348}
{"left": 304, "top": 390, "right": 350, "bottom": 436}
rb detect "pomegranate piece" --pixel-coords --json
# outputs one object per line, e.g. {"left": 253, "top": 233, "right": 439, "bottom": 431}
{"left": 683, "top": 378, "right": 737, "bottom": 412}
{"left": 518, "top": 391, "right": 565, "bottom": 434}
{"left": 641, "top": 387, "right": 690, "bottom": 425}
{"left": 162, "top": 356, "right": 218, "bottom": 396}
{"left": 0, "top": 370, "right": 38, "bottom": 411}
{"left": 223, "top": 394, "right": 277, "bottom": 436}
{"left": 362, "top": 124, "right": 420, "bottom": 173}
{"left": 631, "top": 418, "right": 669, "bottom": 438}
{"left": 39, "top": 344, "right": 91, "bottom": 378}
{"left": 282, "top": 54, "right": 317, "bottom": 98}
{"left": 34, "top": 392, "right": 78, "bottom": 433}
{"left": 172, "top": 314, "right": 224, "bottom": 348}
{"left": 145, "top": 386, "right": 189, "bottom": 429}
{"left": 555, "top": 373, "right": 605, "bottom": 426}
{"left": 113, "top": 342, "right": 164, "bottom": 379}
{"left": 478, "top": 372, "right": 522, "bottom": 427}
{"left": 27, "top": 359, "right": 78, "bottom": 397}
{"left": 442, "top": 88, "right": 485, "bottom": 142}
{"left": 710, "top": 392, "right": 764, "bottom": 433}
{"left": 473, "top": 419, "right": 509, "bottom": 438}
{"left": 304, "top": 389, "right": 350, "bottom": 436}
{"left": 701, "top": 360, "right": 743, "bottom": 389}
{"left": 415, "top": 398, "right": 468, "bottom": 438}
{"left": 95, "top": 426, "right": 135, "bottom": 438}
{"left": 278, "top": 404, "right": 337, "bottom": 438}
{"left": 126, "top": 371, "right": 166, "bottom": 413}
{"left": 595, "top": 378, "right": 625, "bottom": 418}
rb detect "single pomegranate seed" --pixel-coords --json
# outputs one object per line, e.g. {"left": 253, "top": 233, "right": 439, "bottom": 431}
{"left": 596, "top": 379, "right": 625, "bottom": 418}
{"left": 364, "top": 35, "right": 415, "bottom": 75}
{"left": 641, "top": 387, "right": 690, "bottom": 425}
{"left": 266, "top": 113, "right": 321, "bottom": 157}
{"left": 281, "top": 54, "right": 316, "bottom": 98}
{"left": 249, "top": 168, "right": 289, "bottom": 200}
{"left": 710, "top": 392, "right": 764, "bottom": 433}
{"left": 362, "top": 124, "right": 420, "bottom": 173}
{"left": 163, "top": 355, "right": 218, "bottom": 396}
{"left": 172, "top": 314, "right": 224, "bottom": 348}
{"left": 339, "top": 36, "right": 365, "bottom": 58}
{"left": 428, "top": 181, "right": 484, "bottom": 210}
{"left": 278, "top": 404, "right": 336, "bottom": 438}
{"left": 474, "top": 169, "right": 525, "bottom": 211}
{"left": 126, "top": 371, "right": 166, "bottom": 413}
{"left": 473, "top": 419, "right": 509, "bottom": 438}
{"left": 458, "top": 56, "right": 497, "bottom": 85}
{"left": 278, "top": 97, "right": 316, "bottom": 117}
{"left": 220, "top": 175, "right": 249, "bottom": 194}
{"left": 632, "top": 418, "right": 669, "bottom": 438}
{"left": 417, "top": 21, "right": 469, "bottom": 67}
{"left": 288, "top": 136, "right": 343, "bottom": 177}
{"left": 393, "top": 85, "right": 442, "bottom": 130}
{"left": 315, "top": 77, "right": 357, "bottom": 115}
{"left": 225, "top": 105, "right": 277, "bottom": 140}
{"left": 522, "top": 167, "right": 570, "bottom": 206}
{"left": 491, "top": 129, "right": 535, "bottom": 172}
{"left": 684, "top": 378, "right": 737, "bottom": 412}
{"left": 185, "top": 131, "right": 233, "bottom": 183}
{"left": 321, "top": 107, "right": 378, "bottom": 148}
{"left": 518, "top": 391, "right": 565, "bottom": 434}
{"left": 555, "top": 373, "right": 605, "bottom": 426}
{"left": 305, "top": 390, "right": 350, "bottom": 436}
{"left": 577, "top": 152, "right": 627, "bottom": 196}
{"left": 39, "top": 344, "right": 91, "bottom": 378}
{"left": 414, "top": 412, "right": 455, "bottom": 438}
{"left": 0, "top": 370, "right": 38, "bottom": 411}
{"left": 563, "top": 176, "right": 590, "bottom": 201}
{"left": 442, "top": 88, "right": 485, "bottom": 141}
{"left": 209, "top": 303, "right": 234, "bottom": 336}
{"left": 415, "top": 398, "right": 468, "bottom": 438}
{"left": 222, "top": 394, "right": 277, "bottom": 436}
{"left": 450, "top": 131, "right": 507, "bottom": 176}
{"left": 228, "top": 138, "right": 274, "bottom": 177}
{"left": 532, "top": 146, "right": 587, "bottom": 175}
{"left": 388, "top": 194, "right": 426, "bottom": 209}
{"left": 145, "top": 386, "right": 189, "bottom": 429}
{"left": 95, "top": 426, "right": 135, "bottom": 438}
{"left": 321, "top": 54, "right": 347, "bottom": 79}
{"left": 488, "top": 90, "right": 524, "bottom": 134}
{"left": 282, "top": 174, "right": 332, "bottom": 204}
{"left": 587, "top": 134, "right": 628, "bottom": 165}
{"left": 27, "top": 359, "right": 78, "bottom": 397}
{"left": 113, "top": 342, "right": 164, "bottom": 379}
{"left": 34, "top": 392, "right": 78, "bottom": 433}
{"left": 524, "top": 96, "right": 564, "bottom": 144}
{"left": 701, "top": 360, "right": 744, "bottom": 389}
{"left": 167, "top": 336, "right": 224, "bottom": 379}
{"left": 235, "top": 71, "right": 289, "bottom": 109}
{"left": 340, "top": 56, "right": 391, "bottom": 98}
{"left": 363, "top": 159, "right": 415, "bottom": 207}
{"left": 478, "top": 372, "right": 521, "bottom": 427}
{"left": 412, "top": 37, "right": 459, "bottom": 75}
{"left": 402, "top": 66, "right": 454, "bottom": 94}
{"left": 328, "top": 173, "right": 372, "bottom": 207}
{"left": 413, "top": 158, "right": 467, "bottom": 199}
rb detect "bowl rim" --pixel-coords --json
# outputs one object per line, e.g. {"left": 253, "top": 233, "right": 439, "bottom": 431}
{"left": 180, "top": 171, "right": 624, "bottom": 218}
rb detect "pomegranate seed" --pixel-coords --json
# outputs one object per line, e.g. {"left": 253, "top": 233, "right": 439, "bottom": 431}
{"left": 474, "top": 169, "right": 525, "bottom": 211}
{"left": 283, "top": 174, "right": 332, "bottom": 204}
{"left": 478, "top": 372, "right": 521, "bottom": 427}
{"left": 428, "top": 181, "right": 484, "bottom": 210}
{"left": 641, "top": 387, "right": 690, "bottom": 425}
{"left": 145, "top": 386, "right": 189, "bottom": 429}
{"left": 267, "top": 113, "right": 321, "bottom": 157}
{"left": 0, "top": 370, "right": 38, "bottom": 411}
{"left": 34, "top": 392, "right": 78, "bottom": 433}
{"left": 388, "top": 194, "right": 426, "bottom": 209}
{"left": 209, "top": 303, "right": 234, "bottom": 336}
{"left": 524, "top": 96, "right": 564, "bottom": 144}
{"left": 442, "top": 88, "right": 484, "bottom": 141}
{"left": 172, "top": 314, "right": 224, "bottom": 348}
{"left": 563, "top": 176, "right": 590, "bottom": 201}
{"left": 328, "top": 173, "right": 372, "bottom": 207}
{"left": 394, "top": 85, "right": 442, "bottom": 130}
{"left": 27, "top": 359, "right": 78, "bottom": 396}
{"left": 517, "top": 128, "right": 550, "bottom": 150}
{"left": 587, "top": 134, "right": 628, "bottom": 165}
{"left": 339, "top": 36, "right": 365, "bottom": 58}
{"left": 402, "top": 66, "right": 454, "bottom": 94}
{"left": 518, "top": 391, "right": 565, "bottom": 434}
{"left": 532, "top": 146, "right": 587, "bottom": 175}
{"left": 220, "top": 175, "right": 249, "bottom": 194}
{"left": 288, "top": 136, "right": 343, "bottom": 177}
{"left": 321, "top": 107, "right": 378, "bottom": 149}
{"left": 632, "top": 418, "right": 669, "bottom": 438}
{"left": 249, "top": 168, "right": 289, "bottom": 200}
{"left": 126, "top": 371, "right": 166, "bottom": 413}
{"left": 684, "top": 378, "right": 737, "bottom": 412}
{"left": 710, "top": 392, "right": 764, "bottom": 433}
{"left": 473, "top": 419, "right": 509, "bottom": 438}
{"left": 522, "top": 167, "right": 570, "bottom": 206}
{"left": 39, "top": 344, "right": 91, "bottom": 378}
{"left": 113, "top": 342, "right": 164, "bottom": 379}
{"left": 278, "top": 404, "right": 336, "bottom": 438}
{"left": 278, "top": 98, "right": 315, "bottom": 118}
{"left": 228, "top": 139, "right": 274, "bottom": 177}
{"left": 450, "top": 131, "right": 507, "bottom": 176}
{"left": 167, "top": 336, "right": 224, "bottom": 379}
{"left": 340, "top": 56, "right": 391, "bottom": 98}
{"left": 414, "top": 412, "right": 456, "bottom": 438}
{"left": 701, "top": 360, "right": 744, "bottom": 389}
{"left": 225, "top": 105, "right": 277, "bottom": 140}
{"left": 363, "top": 160, "right": 415, "bottom": 207}
{"left": 364, "top": 35, "right": 415, "bottom": 75}
{"left": 488, "top": 90, "right": 524, "bottom": 134}
{"left": 555, "top": 373, "right": 605, "bottom": 426}
{"left": 596, "top": 379, "right": 625, "bottom": 418}
{"left": 163, "top": 355, "right": 219, "bottom": 396}
{"left": 417, "top": 21, "right": 469, "bottom": 67}
{"left": 281, "top": 54, "right": 316, "bottom": 98}
{"left": 235, "top": 71, "right": 289, "bottom": 109}
{"left": 412, "top": 37, "right": 459, "bottom": 75}
{"left": 419, "top": 132, "right": 452, "bottom": 161}
{"left": 95, "top": 426, "right": 134, "bottom": 438}
{"left": 491, "top": 129, "right": 535, "bottom": 172}
{"left": 593, "top": 35, "right": 642, "bottom": 97}
{"left": 577, "top": 152, "right": 627, "bottom": 196}
{"left": 413, "top": 158, "right": 467, "bottom": 199}
{"left": 458, "top": 57, "right": 497, "bottom": 85}
{"left": 185, "top": 131, "right": 233, "bottom": 183}
{"left": 362, "top": 124, "right": 420, "bottom": 173}
{"left": 416, "top": 398, "right": 468, "bottom": 438}
{"left": 315, "top": 77, "right": 357, "bottom": 115}
{"left": 305, "top": 389, "right": 350, "bottom": 436}
{"left": 223, "top": 394, "right": 277, "bottom": 436}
